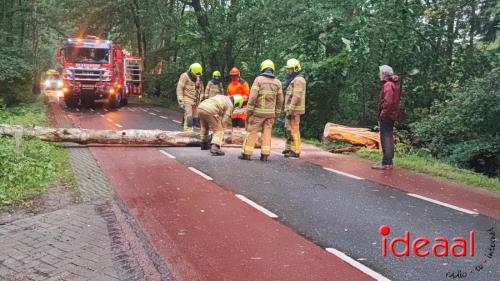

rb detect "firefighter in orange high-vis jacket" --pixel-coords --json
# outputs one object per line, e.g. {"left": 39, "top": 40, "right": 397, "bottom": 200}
{"left": 205, "top": 71, "right": 224, "bottom": 98}
{"left": 238, "top": 60, "right": 283, "bottom": 162}
{"left": 198, "top": 94, "right": 245, "bottom": 156}
{"left": 226, "top": 67, "right": 250, "bottom": 128}
{"left": 283, "top": 59, "right": 306, "bottom": 158}
{"left": 176, "top": 63, "right": 205, "bottom": 132}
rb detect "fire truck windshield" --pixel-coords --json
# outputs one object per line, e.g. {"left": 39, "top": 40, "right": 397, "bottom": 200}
{"left": 65, "top": 47, "right": 110, "bottom": 64}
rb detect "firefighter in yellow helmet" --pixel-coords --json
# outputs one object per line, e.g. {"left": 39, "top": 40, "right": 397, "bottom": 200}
{"left": 205, "top": 71, "right": 224, "bottom": 98}
{"left": 238, "top": 60, "right": 284, "bottom": 161}
{"left": 198, "top": 94, "right": 245, "bottom": 156}
{"left": 176, "top": 63, "right": 205, "bottom": 132}
{"left": 283, "top": 58, "right": 306, "bottom": 158}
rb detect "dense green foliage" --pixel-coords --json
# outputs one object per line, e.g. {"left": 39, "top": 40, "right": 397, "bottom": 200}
{"left": 1, "top": 0, "right": 498, "bottom": 177}
{"left": 0, "top": 102, "right": 71, "bottom": 207}
{"left": 412, "top": 68, "right": 500, "bottom": 176}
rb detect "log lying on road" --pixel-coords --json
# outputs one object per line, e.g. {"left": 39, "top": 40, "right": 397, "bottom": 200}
{"left": 323, "top": 122, "right": 381, "bottom": 149}
{"left": 0, "top": 124, "right": 201, "bottom": 146}
{"left": 0, "top": 124, "right": 257, "bottom": 147}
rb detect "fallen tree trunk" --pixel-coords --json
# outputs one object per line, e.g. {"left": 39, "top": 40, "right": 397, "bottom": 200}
{"left": 323, "top": 123, "right": 381, "bottom": 149}
{"left": 0, "top": 124, "right": 256, "bottom": 147}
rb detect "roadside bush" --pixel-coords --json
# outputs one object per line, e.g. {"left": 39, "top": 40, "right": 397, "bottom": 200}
{"left": 0, "top": 47, "right": 32, "bottom": 106}
{"left": 412, "top": 68, "right": 500, "bottom": 177}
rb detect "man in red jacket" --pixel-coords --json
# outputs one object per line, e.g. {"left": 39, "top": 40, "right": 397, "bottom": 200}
{"left": 372, "top": 65, "right": 401, "bottom": 170}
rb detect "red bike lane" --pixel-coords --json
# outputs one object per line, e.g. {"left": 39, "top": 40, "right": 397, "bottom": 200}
{"left": 90, "top": 146, "right": 373, "bottom": 281}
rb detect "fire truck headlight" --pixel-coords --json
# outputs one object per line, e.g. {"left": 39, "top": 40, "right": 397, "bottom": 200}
{"left": 109, "top": 88, "right": 115, "bottom": 94}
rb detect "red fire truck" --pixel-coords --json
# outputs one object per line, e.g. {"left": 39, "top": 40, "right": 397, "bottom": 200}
{"left": 56, "top": 36, "right": 143, "bottom": 108}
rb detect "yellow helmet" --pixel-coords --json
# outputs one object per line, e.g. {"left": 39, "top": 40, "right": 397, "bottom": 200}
{"left": 232, "top": 94, "right": 244, "bottom": 108}
{"left": 260, "top": 59, "right": 275, "bottom": 72}
{"left": 212, "top": 70, "right": 221, "bottom": 78}
{"left": 189, "top": 63, "right": 203, "bottom": 75}
{"left": 286, "top": 58, "right": 301, "bottom": 71}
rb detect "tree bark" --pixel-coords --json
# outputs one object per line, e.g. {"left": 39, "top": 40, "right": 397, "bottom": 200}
{"left": 0, "top": 125, "right": 253, "bottom": 147}
{"left": 323, "top": 123, "right": 381, "bottom": 149}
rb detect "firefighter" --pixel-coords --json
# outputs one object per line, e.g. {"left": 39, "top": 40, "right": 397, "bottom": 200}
{"left": 198, "top": 94, "right": 245, "bottom": 156}
{"left": 176, "top": 63, "right": 205, "bottom": 132}
{"left": 205, "top": 71, "right": 224, "bottom": 98}
{"left": 238, "top": 60, "right": 283, "bottom": 161}
{"left": 226, "top": 67, "right": 250, "bottom": 128}
{"left": 283, "top": 59, "right": 306, "bottom": 158}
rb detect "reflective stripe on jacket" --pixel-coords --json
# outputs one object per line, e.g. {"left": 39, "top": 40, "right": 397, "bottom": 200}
{"left": 285, "top": 76, "right": 306, "bottom": 115}
{"left": 247, "top": 75, "right": 283, "bottom": 118}
{"left": 176, "top": 72, "right": 205, "bottom": 105}
{"left": 198, "top": 95, "right": 234, "bottom": 125}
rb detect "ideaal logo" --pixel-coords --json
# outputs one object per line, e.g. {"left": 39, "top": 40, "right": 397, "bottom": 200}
{"left": 379, "top": 225, "right": 496, "bottom": 279}
{"left": 379, "top": 225, "right": 474, "bottom": 257}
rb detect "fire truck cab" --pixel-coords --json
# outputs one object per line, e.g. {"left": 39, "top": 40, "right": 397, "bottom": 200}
{"left": 57, "top": 36, "right": 142, "bottom": 108}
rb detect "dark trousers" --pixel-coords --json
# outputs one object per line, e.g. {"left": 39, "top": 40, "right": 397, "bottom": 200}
{"left": 379, "top": 119, "right": 395, "bottom": 165}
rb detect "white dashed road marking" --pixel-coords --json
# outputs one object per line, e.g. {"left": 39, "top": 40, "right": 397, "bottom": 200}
{"left": 235, "top": 194, "right": 279, "bottom": 218}
{"left": 173, "top": 120, "right": 182, "bottom": 124}
{"left": 188, "top": 167, "right": 213, "bottom": 181}
{"left": 407, "top": 193, "right": 478, "bottom": 215}
{"left": 160, "top": 116, "right": 168, "bottom": 119}
{"left": 323, "top": 167, "right": 364, "bottom": 180}
{"left": 115, "top": 123, "right": 123, "bottom": 128}
{"left": 159, "top": 150, "right": 176, "bottom": 159}
{"left": 149, "top": 112, "right": 157, "bottom": 116}
{"left": 325, "top": 248, "right": 391, "bottom": 281}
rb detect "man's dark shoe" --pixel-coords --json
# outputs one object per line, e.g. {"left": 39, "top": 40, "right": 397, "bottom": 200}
{"left": 284, "top": 151, "right": 300, "bottom": 158}
{"left": 210, "top": 144, "right": 225, "bottom": 156}
{"left": 260, "top": 154, "right": 269, "bottom": 162}
{"left": 200, "top": 142, "right": 210, "bottom": 150}
{"left": 282, "top": 149, "right": 290, "bottom": 155}
{"left": 238, "top": 154, "right": 251, "bottom": 160}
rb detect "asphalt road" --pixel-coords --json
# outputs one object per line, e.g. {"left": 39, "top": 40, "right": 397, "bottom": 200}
{"left": 61, "top": 100, "right": 500, "bottom": 281}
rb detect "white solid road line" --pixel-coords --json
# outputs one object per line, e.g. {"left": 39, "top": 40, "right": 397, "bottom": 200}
{"left": 235, "top": 194, "right": 279, "bottom": 218}
{"left": 115, "top": 123, "right": 123, "bottom": 128}
{"left": 323, "top": 167, "right": 364, "bottom": 180}
{"left": 159, "top": 150, "right": 176, "bottom": 159}
{"left": 325, "top": 248, "right": 390, "bottom": 281}
{"left": 160, "top": 116, "right": 168, "bottom": 119}
{"left": 407, "top": 193, "right": 478, "bottom": 215}
{"left": 173, "top": 120, "right": 182, "bottom": 124}
{"left": 188, "top": 167, "right": 213, "bottom": 181}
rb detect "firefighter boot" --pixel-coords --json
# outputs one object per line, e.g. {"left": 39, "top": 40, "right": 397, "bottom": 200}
{"left": 210, "top": 144, "right": 225, "bottom": 156}
{"left": 200, "top": 142, "right": 210, "bottom": 150}
{"left": 260, "top": 154, "right": 269, "bottom": 162}
{"left": 238, "top": 154, "right": 252, "bottom": 161}
{"left": 284, "top": 151, "right": 300, "bottom": 158}
{"left": 282, "top": 150, "right": 290, "bottom": 155}
{"left": 193, "top": 117, "right": 201, "bottom": 128}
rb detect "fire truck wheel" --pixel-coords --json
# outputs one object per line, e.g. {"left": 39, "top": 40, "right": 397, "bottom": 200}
{"left": 120, "top": 97, "right": 128, "bottom": 106}
{"left": 108, "top": 92, "right": 122, "bottom": 109}
{"left": 64, "top": 97, "right": 79, "bottom": 109}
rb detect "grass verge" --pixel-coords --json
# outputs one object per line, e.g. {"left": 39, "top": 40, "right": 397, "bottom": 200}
{"left": 0, "top": 99, "right": 72, "bottom": 209}
{"left": 353, "top": 147, "right": 500, "bottom": 192}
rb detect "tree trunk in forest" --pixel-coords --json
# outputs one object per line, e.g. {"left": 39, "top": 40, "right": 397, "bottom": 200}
{"left": 31, "top": 0, "right": 40, "bottom": 95}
